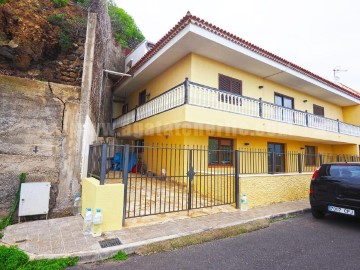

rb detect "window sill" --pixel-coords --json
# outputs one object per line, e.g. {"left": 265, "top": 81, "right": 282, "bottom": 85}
{"left": 208, "top": 164, "right": 234, "bottom": 168}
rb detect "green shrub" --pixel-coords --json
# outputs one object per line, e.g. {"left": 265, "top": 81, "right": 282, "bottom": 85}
{"left": 59, "top": 31, "right": 73, "bottom": 51}
{"left": 0, "top": 246, "right": 29, "bottom": 270}
{"left": 0, "top": 173, "right": 26, "bottom": 231}
{"left": 108, "top": 1, "right": 144, "bottom": 49}
{"left": 48, "top": 14, "right": 86, "bottom": 52}
{"left": 112, "top": 250, "right": 128, "bottom": 261}
{"left": 0, "top": 246, "right": 78, "bottom": 270}
{"left": 52, "top": 0, "right": 69, "bottom": 8}
{"left": 0, "top": 0, "right": 7, "bottom": 5}
{"left": 19, "top": 257, "right": 79, "bottom": 270}
{"left": 47, "top": 13, "right": 67, "bottom": 25}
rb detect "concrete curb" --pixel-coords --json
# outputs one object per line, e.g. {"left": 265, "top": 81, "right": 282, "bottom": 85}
{"left": 26, "top": 207, "right": 310, "bottom": 263}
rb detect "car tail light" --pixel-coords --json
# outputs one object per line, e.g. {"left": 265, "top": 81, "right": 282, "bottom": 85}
{"left": 311, "top": 167, "right": 320, "bottom": 181}
{"left": 309, "top": 189, "right": 314, "bottom": 194}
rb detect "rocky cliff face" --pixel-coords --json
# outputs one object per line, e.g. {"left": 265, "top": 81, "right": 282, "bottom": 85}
{"left": 0, "top": 0, "right": 87, "bottom": 85}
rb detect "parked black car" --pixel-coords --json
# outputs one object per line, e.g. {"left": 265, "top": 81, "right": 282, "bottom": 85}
{"left": 310, "top": 162, "right": 360, "bottom": 219}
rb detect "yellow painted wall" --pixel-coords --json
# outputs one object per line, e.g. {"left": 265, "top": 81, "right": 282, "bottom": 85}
{"left": 191, "top": 54, "right": 343, "bottom": 120}
{"left": 240, "top": 174, "right": 310, "bottom": 208}
{"left": 183, "top": 105, "right": 359, "bottom": 145}
{"left": 113, "top": 101, "right": 122, "bottom": 119}
{"left": 180, "top": 128, "right": 345, "bottom": 155}
{"left": 141, "top": 133, "right": 187, "bottom": 177}
{"left": 332, "top": 144, "right": 358, "bottom": 156}
{"left": 124, "top": 54, "right": 192, "bottom": 112}
{"left": 343, "top": 105, "right": 360, "bottom": 126}
{"left": 82, "top": 177, "right": 124, "bottom": 232}
{"left": 127, "top": 125, "right": 357, "bottom": 178}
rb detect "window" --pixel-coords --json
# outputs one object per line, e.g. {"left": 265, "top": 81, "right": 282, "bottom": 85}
{"left": 268, "top": 143, "right": 285, "bottom": 173}
{"left": 122, "top": 103, "right": 128, "bottom": 115}
{"left": 305, "top": 146, "right": 316, "bottom": 166}
{"left": 274, "top": 93, "right": 294, "bottom": 122}
{"left": 139, "top": 90, "right": 146, "bottom": 105}
{"left": 218, "top": 74, "right": 242, "bottom": 104}
{"left": 135, "top": 139, "right": 144, "bottom": 153}
{"left": 208, "top": 137, "right": 233, "bottom": 165}
{"left": 274, "top": 93, "right": 294, "bottom": 109}
{"left": 313, "top": 104, "right": 324, "bottom": 117}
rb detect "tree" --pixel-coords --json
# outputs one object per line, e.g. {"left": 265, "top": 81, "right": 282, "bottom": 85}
{"left": 108, "top": 1, "right": 145, "bottom": 49}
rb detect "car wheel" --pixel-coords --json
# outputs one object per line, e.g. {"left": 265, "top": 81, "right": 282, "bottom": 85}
{"left": 311, "top": 207, "right": 325, "bottom": 219}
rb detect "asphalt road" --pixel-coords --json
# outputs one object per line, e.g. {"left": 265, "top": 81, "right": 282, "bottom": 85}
{"left": 70, "top": 213, "right": 360, "bottom": 270}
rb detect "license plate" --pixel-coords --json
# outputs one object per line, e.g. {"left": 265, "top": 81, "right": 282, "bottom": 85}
{"left": 328, "top": 205, "right": 355, "bottom": 216}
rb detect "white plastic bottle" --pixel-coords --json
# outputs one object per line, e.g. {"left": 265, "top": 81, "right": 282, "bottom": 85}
{"left": 82, "top": 208, "right": 93, "bottom": 235}
{"left": 73, "top": 194, "right": 81, "bottom": 216}
{"left": 92, "top": 209, "right": 103, "bottom": 237}
{"left": 241, "top": 194, "right": 248, "bottom": 211}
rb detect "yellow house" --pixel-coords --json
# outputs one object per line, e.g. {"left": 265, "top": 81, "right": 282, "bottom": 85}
{"left": 105, "top": 12, "right": 360, "bottom": 215}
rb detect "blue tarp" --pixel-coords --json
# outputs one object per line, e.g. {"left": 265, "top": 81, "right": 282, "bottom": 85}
{"left": 111, "top": 152, "right": 137, "bottom": 172}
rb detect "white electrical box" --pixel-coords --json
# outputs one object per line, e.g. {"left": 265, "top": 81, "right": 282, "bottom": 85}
{"left": 18, "top": 182, "right": 51, "bottom": 220}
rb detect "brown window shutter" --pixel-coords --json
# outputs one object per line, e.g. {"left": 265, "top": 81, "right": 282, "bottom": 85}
{"left": 313, "top": 104, "right": 324, "bottom": 117}
{"left": 219, "top": 74, "right": 242, "bottom": 95}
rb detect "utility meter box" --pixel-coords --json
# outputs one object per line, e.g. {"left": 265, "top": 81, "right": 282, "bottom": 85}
{"left": 18, "top": 182, "right": 51, "bottom": 220}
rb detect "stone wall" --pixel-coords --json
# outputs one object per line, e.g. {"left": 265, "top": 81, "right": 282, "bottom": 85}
{"left": 0, "top": 75, "right": 81, "bottom": 218}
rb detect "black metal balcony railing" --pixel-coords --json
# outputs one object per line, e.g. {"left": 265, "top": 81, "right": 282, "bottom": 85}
{"left": 113, "top": 79, "right": 360, "bottom": 137}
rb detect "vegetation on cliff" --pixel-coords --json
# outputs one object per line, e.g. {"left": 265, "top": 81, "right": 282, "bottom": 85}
{"left": 108, "top": 0, "right": 144, "bottom": 49}
{"left": 0, "top": 0, "right": 144, "bottom": 84}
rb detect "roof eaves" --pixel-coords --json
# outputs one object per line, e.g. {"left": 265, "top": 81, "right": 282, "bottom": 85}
{"left": 113, "top": 12, "right": 360, "bottom": 101}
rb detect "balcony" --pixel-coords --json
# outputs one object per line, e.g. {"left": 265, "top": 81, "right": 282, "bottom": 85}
{"left": 113, "top": 79, "right": 360, "bottom": 137}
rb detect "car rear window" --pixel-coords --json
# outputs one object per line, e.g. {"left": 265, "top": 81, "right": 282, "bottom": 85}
{"left": 319, "top": 164, "right": 360, "bottom": 180}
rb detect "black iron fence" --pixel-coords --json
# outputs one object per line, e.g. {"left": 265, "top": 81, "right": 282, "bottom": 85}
{"left": 88, "top": 144, "right": 360, "bottom": 184}
{"left": 87, "top": 144, "right": 359, "bottom": 219}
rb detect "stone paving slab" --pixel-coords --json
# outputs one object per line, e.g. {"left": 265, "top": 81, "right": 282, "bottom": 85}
{"left": 1, "top": 200, "right": 310, "bottom": 263}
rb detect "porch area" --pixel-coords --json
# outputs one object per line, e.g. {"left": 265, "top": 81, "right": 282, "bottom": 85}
{"left": 87, "top": 143, "right": 360, "bottom": 220}
{"left": 113, "top": 79, "right": 360, "bottom": 138}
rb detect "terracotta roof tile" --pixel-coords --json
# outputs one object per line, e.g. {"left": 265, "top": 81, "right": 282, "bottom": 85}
{"left": 113, "top": 12, "right": 360, "bottom": 100}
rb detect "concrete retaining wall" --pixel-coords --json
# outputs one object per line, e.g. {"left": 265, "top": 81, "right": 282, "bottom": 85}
{"left": 0, "top": 75, "right": 81, "bottom": 218}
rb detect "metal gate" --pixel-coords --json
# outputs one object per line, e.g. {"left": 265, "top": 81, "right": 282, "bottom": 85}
{"left": 93, "top": 144, "right": 240, "bottom": 219}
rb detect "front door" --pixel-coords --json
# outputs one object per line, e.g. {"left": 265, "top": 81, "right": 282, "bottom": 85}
{"left": 268, "top": 143, "right": 285, "bottom": 173}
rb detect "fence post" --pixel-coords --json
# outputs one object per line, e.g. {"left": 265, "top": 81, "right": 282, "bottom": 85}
{"left": 319, "top": 154, "right": 323, "bottom": 165}
{"left": 99, "top": 144, "right": 108, "bottom": 185}
{"left": 259, "top": 98, "right": 263, "bottom": 118}
{"left": 235, "top": 150, "right": 240, "bottom": 209}
{"left": 87, "top": 146, "right": 92, "bottom": 177}
{"left": 184, "top": 77, "right": 189, "bottom": 104}
{"left": 305, "top": 110, "right": 309, "bottom": 127}
{"left": 122, "top": 144, "right": 130, "bottom": 226}
{"left": 297, "top": 153, "right": 302, "bottom": 173}
{"left": 336, "top": 155, "right": 340, "bottom": 162}
{"left": 271, "top": 152, "right": 276, "bottom": 174}
{"left": 337, "top": 119, "right": 340, "bottom": 133}
{"left": 187, "top": 149, "right": 195, "bottom": 211}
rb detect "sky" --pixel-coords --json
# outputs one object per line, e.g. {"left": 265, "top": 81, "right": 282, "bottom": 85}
{"left": 114, "top": 0, "right": 360, "bottom": 91}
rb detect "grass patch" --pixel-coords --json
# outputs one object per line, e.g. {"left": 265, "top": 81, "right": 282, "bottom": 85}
{"left": 269, "top": 213, "right": 301, "bottom": 224}
{"left": 0, "top": 246, "right": 29, "bottom": 270}
{"left": 19, "top": 257, "right": 78, "bottom": 270}
{"left": 0, "top": 173, "right": 26, "bottom": 236}
{"left": 112, "top": 250, "right": 128, "bottom": 261}
{"left": 135, "top": 219, "right": 269, "bottom": 255}
{"left": 0, "top": 246, "right": 78, "bottom": 270}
